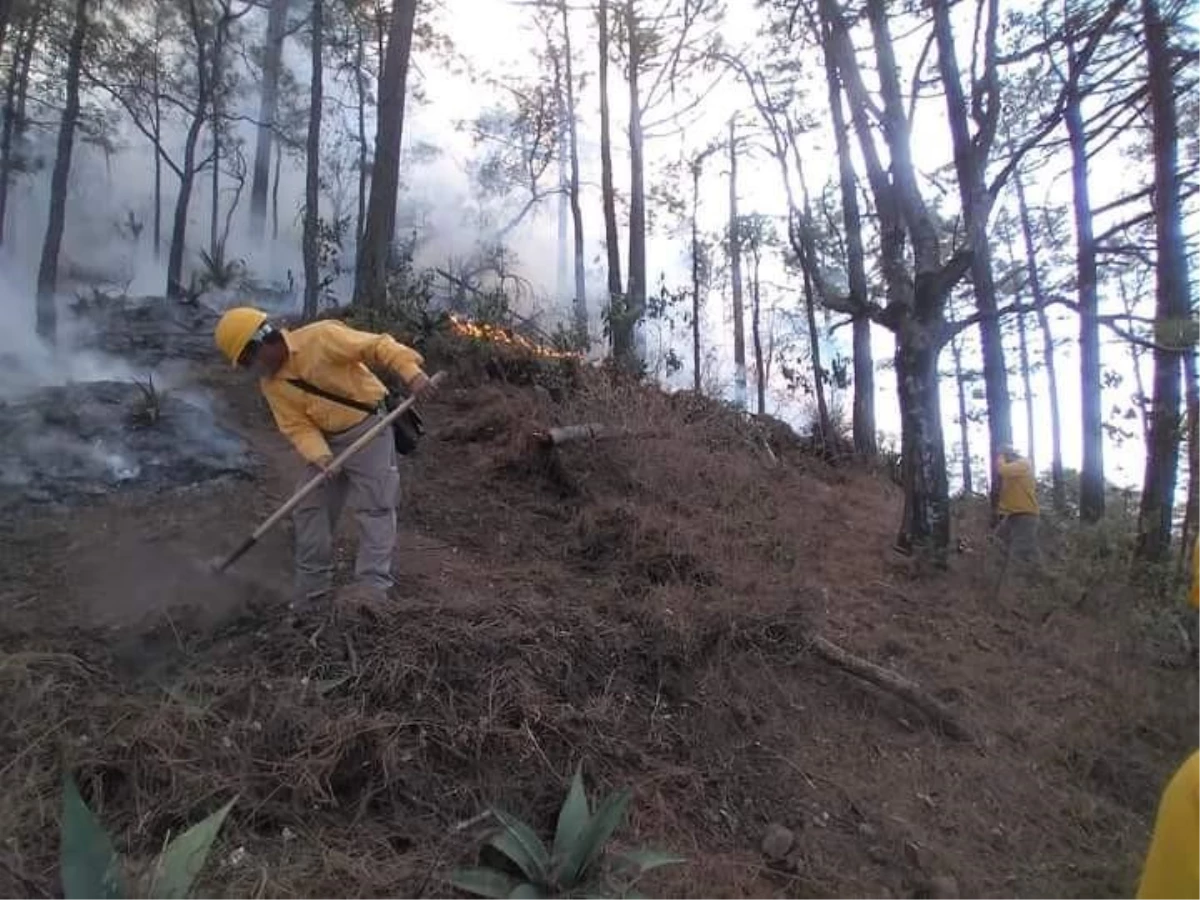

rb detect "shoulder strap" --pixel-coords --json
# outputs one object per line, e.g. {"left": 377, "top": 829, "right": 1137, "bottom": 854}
{"left": 287, "top": 377, "right": 379, "bottom": 415}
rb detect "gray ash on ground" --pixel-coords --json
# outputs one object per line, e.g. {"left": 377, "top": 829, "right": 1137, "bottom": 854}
{"left": 70, "top": 294, "right": 221, "bottom": 366}
{"left": 0, "top": 380, "right": 254, "bottom": 507}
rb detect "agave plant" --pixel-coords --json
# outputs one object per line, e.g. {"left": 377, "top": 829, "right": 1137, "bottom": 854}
{"left": 197, "top": 242, "right": 245, "bottom": 291}
{"left": 451, "top": 768, "right": 684, "bottom": 899}
{"left": 60, "top": 775, "right": 233, "bottom": 899}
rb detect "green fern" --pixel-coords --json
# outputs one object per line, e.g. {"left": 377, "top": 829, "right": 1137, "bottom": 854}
{"left": 450, "top": 768, "right": 683, "bottom": 899}
{"left": 60, "top": 774, "right": 233, "bottom": 899}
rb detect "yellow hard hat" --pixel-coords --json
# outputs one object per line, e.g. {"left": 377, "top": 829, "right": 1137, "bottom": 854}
{"left": 214, "top": 307, "right": 269, "bottom": 366}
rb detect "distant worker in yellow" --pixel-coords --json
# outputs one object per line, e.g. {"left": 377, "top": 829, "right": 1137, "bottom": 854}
{"left": 993, "top": 446, "right": 1040, "bottom": 566}
{"left": 1140, "top": 751, "right": 1200, "bottom": 898}
{"left": 214, "top": 307, "right": 437, "bottom": 609}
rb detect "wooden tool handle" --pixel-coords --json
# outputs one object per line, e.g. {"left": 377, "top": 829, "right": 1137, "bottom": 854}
{"left": 214, "top": 370, "right": 446, "bottom": 572}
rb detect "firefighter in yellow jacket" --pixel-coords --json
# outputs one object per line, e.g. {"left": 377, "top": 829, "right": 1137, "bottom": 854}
{"left": 214, "top": 307, "right": 436, "bottom": 607}
{"left": 994, "top": 447, "right": 1040, "bottom": 565}
{"left": 1140, "top": 751, "right": 1200, "bottom": 898}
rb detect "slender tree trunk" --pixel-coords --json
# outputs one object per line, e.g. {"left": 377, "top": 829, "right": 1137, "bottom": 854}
{"left": 1015, "top": 173, "right": 1065, "bottom": 512}
{"left": 0, "top": 0, "right": 11, "bottom": 62}
{"left": 0, "top": 11, "right": 36, "bottom": 246}
{"left": 802, "top": 263, "right": 830, "bottom": 443}
{"left": 1003, "top": 221, "right": 1038, "bottom": 472}
{"left": 690, "top": 159, "right": 702, "bottom": 392}
{"left": 553, "top": 45, "right": 568, "bottom": 302}
{"left": 355, "top": 23, "right": 367, "bottom": 245}
{"left": 152, "top": 10, "right": 163, "bottom": 258}
{"left": 930, "top": 0, "right": 1011, "bottom": 502}
{"left": 560, "top": 0, "right": 586, "bottom": 337}
{"left": 302, "top": 0, "right": 323, "bottom": 319}
{"left": 354, "top": 0, "right": 417, "bottom": 307}
{"left": 751, "top": 247, "right": 765, "bottom": 415}
{"left": 272, "top": 137, "right": 282, "bottom": 241}
{"left": 728, "top": 117, "right": 746, "bottom": 407}
{"left": 1015, "top": 306, "right": 1037, "bottom": 473}
{"left": 1135, "top": 0, "right": 1189, "bottom": 563}
{"left": 250, "top": 0, "right": 290, "bottom": 240}
{"left": 210, "top": 105, "right": 220, "bottom": 251}
{"left": 597, "top": 0, "right": 622, "bottom": 350}
{"left": 35, "top": 0, "right": 88, "bottom": 341}
{"left": 823, "top": 36, "right": 874, "bottom": 454}
{"left": 0, "top": 21, "right": 22, "bottom": 247}
{"left": 617, "top": 0, "right": 645, "bottom": 371}
{"left": 950, "top": 335, "right": 973, "bottom": 494}
{"left": 1065, "top": 76, "right": 1105, "bottom": 520}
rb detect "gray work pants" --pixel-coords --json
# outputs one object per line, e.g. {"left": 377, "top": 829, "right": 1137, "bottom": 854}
{"left": 293, "top": 414, "right": 399, "bottom": 600}
{"left": 996, "top": 512, "right": 1039, "bottom": 564}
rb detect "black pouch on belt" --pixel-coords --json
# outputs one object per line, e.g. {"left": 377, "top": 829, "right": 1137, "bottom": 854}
{"left": 287, "top": 377, "right": 425, "bottom": 456}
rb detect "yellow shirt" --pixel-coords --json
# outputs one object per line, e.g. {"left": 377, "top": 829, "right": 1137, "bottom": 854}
{"left": 260, "top": 320, "right": 424, "bottom": 463}
{"left": 1138, "top": 750, "right": 1199, "bottom": 899}
{"left": 996, "top": 457, "right": 1039, "bottom": 516}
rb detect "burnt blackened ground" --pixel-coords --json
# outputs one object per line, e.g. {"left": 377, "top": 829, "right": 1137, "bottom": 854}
{"left": 0, "top": 380, "right": 253, "bottom": 508}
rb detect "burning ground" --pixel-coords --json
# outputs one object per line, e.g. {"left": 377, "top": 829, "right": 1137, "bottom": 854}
{"left": 0, "top": 307, "right": 1195, "bottom": 898}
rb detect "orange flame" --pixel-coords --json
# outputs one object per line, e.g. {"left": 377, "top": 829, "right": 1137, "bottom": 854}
{"left": 447, "top": 314, "right": 581, "bottom": 360}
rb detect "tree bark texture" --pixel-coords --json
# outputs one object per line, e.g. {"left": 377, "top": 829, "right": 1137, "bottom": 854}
{"left": 951, "top": 335, "right": 973, "bottom": 494}
{"left": 616, "top": 0, "right": 646, "bottom": 371}
{"left": 1135, "top": 0, "right": 1189, "bottom": 562}
{"left": 250, "top": 0, "right": 290, "bottom": 240}
{"left": 0, "top": 9, "right": 37, "bottom": 246}
{"left": 802, "top": 263, "right": 830, "bottom": 444}
{"left": 690, "top": 159, "right": 702, "bottom": 392}
{"left": 560, "top": 0, "right": 587, "bottom": 337}
{"left": 354, "top": 0, "right": 417, "bottom": 307}
{"left": 597, "top": 0, "right": 622, "bottom": 354}
{"left": 728, "top": 117, "right": 746, "bottom": 407}
{"left": 302, "top": 0, "right": 324, "bottom": 319}
{"left": 35, "top": 0, "right": 89, "bottom": 341}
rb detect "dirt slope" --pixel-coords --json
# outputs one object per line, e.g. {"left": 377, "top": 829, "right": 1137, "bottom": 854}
{"left": 0, "top": 333, "right": 1194, "bottom": 898}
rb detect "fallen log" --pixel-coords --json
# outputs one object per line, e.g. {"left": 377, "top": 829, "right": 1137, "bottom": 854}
{"left": 533, "top": 423, "right": 615, "bottom": 447}
{"left": 808, "top": 635, "right": 971, "bottom": 741}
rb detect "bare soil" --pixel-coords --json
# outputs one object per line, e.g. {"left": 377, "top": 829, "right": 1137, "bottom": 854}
{"left": 0, "top": 338, "right": 1194, "bottom": 898}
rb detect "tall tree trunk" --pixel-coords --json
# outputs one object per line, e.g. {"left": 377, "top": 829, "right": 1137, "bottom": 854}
{"left": 1135, "top": 0, "right": 1189, "bottom": 563}
{"left": 166, "top": 121, "right": 205, "bottom": 300}
{"left": 0, "top": 11, "right": 37, "bottom": 246}
{"left": 250, "top": 0, "right": 290, "bottom": 240}
{"left": 152, "top": 8, "right": 163, "bottom": 258}
{"left": 802, "top": 263, "right": 830, "bottom": 444}
{"left": 751, "top": 246, "right": 765, "bottom": 415}
{"left": 355, "top": 22, "right": 367, "bottom": 245}
{"left": 597, "top": 0, "right": 622, "bottom": 349}
{"left": 822, "top": 26, "right": 874, "bottom": 454}
{"left": 354, "top": 0, "right": 417, "bottom": 307}
{"left": 728, "top": 117, "right": 746, "bottom": 407}
{"left": 272, "top": 137, "right": 282, "bottom": 241}
{"left": 1003, "top": 221, "right": 1038, "bottom": 472}
{"left": 553, "top": 45, "right": 568, "bottom": 302}
{"left": 1015, "top": 305, "right": 1037, "bottom": 474}
{"left": 302, "top": 0, "right": 323, "bottom": 319}
{"left": 690, "top": 158, "right": 702, "bottom": 392}
{"left": 560, "top": 0, "right": 586, "bottom": 337}
{"left": 617, "top": 0, "right": 645, "bottom": 371}
{"left": 950, "top": 335, "right": 973, "bottom": 494}
{"left": 209, "top": 58, "right": 221, "bottom": 253}
{"left": 1015, "top": 172, "right": 1065, "bottom": 512}
{"left": 1065, "top": 71, "right": 1104, "bottom": 521}
{"left": 35, "top": 0, "right": 88, "bottom": 341}
{"left": 895, "top": 317, "right": 951, "bottom": 561}
{"left": 930, "top": 0, "right": 1011, "bottom": 504}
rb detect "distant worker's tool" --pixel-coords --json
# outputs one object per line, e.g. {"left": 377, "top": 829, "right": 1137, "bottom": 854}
{"left": 213, "top": 370, "right": 446, "bottom": 574}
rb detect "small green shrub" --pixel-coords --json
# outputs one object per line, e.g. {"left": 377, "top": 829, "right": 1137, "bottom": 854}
{"left": 451, "top": 768, "right": 684, "bottom": 899}
{"left": 60, "top": 774, "right": 233, "bottom": 899}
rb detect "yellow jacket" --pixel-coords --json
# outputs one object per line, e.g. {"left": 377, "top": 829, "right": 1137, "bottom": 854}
{"left": 260, "top": 320, "right": 424, "bottom": 463}
{"left": 1139, "top": 750, "right": 1199, "bottom": 899}
{"left": 1192, "top": 550, "right": 1198, "bottom": 609}
{"left": 996, "top": 456, "right": 1039, "bottom": 516}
